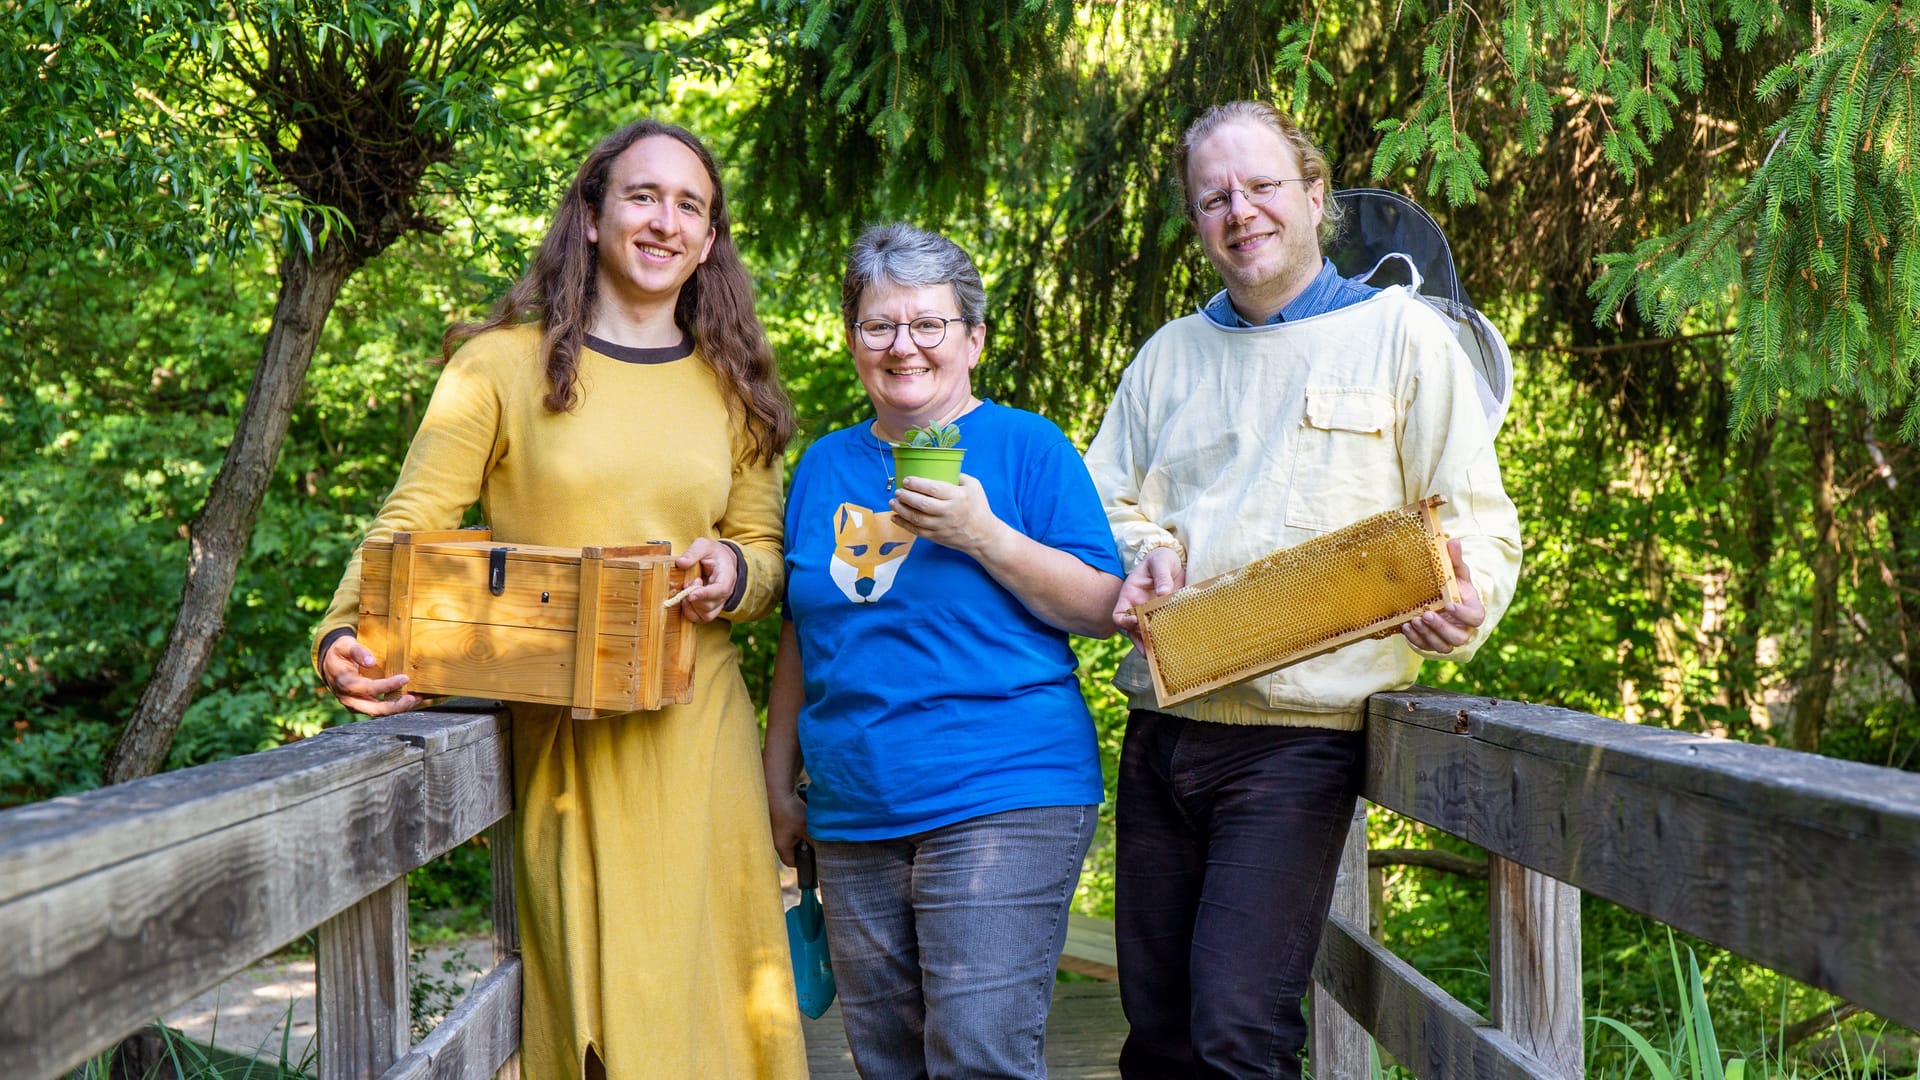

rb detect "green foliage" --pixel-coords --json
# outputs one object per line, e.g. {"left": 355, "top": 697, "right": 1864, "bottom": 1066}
{"left": 1592, "top": 935, "right": 1749, "bottom": 1080}
{"left": 897, "top": 420, "right": 962, "bottom": 448}
{"left": 63, "top": 1019, "right": 317, "bottom": 1079}
{"left": 0, "top": 0, "right": 761, "bottom": 268}
{"left": 408, "top": 942, "right": 479, "bottom": 1044}
{"left": 1593, "top": 0, "right": 1920, "bottom": 439}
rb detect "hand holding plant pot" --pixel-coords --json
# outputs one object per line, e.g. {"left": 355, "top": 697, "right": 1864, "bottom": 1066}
{"left": 890, "top": 468, "right": 1008, "bottom": 556}
{"left": 890, "top": 420, "right": 965, "bottom": 488}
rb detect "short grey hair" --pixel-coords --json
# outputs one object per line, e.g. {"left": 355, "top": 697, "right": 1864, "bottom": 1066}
{"left": 1177, "top": 101, "right": 1346, "bottom": 241}
{"left": 840, "top": 223, "right": 988, "bottom": 327}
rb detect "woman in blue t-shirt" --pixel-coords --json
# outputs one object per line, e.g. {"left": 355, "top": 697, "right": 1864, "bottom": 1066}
{"left": 764, "top": 223, "right": 1123, "bottom": 1079}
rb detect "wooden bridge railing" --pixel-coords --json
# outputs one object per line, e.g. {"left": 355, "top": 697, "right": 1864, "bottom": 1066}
{"left": 6, "top": 688, "right": 1917, "bottom": 1079}
{"left": 0, "top": 703, "right": 521, "bottom": 1080}
{"left": 1310, "top": 688, "right": 1920, "bottom": 1080}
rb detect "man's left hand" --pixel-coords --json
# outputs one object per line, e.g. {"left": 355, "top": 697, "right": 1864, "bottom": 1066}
{"left": 675, "top": 537, "right": 740, "bottom": 623}
{"left": 1400, "top": 538, "right": 1484, "bottom": 653}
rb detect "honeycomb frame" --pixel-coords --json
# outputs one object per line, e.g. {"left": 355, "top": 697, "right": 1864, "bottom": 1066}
{"left": 1135, "top": 496, "right": 1458, "bottom": 707}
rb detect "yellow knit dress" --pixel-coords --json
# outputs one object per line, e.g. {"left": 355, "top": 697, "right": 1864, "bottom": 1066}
{"left": 315, "top": 325, "right": 808, "bottom": 1079}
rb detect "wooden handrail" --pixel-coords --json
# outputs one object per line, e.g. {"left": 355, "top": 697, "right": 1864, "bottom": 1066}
{"left": 1311, "top": 687, "right": 1920, "bottom": 1080}
{"left": 0, "top": 703, "right": 518, "bottom": 1080}
{"left": 6, "top": 687, "right": 1917, "bottom": 1079}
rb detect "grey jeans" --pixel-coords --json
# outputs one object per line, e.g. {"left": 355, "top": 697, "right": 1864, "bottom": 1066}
{"left": 814, "top": 804, "right": 1098, "bottom": 1080}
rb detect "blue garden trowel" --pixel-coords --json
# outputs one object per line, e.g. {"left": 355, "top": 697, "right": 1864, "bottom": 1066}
{"left": 786, "top": 839, "right": 836, "bottom": 1018}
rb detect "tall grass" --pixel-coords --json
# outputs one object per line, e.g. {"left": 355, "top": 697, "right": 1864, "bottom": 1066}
{"left": 64, "top": 1012, "right": 315, "bottom": 1080}
{"left": 1589, "top": 931, "right": 1914, "bottom": 1080}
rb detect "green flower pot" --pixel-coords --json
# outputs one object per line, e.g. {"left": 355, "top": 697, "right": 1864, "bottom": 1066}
{"left": 890, "top": 446, "right": 966, "bottom": 489}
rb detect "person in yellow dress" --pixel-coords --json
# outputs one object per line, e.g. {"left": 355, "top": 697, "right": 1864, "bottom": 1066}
{"left": 311, "top": 119, "right": 808, "bottom": 1079}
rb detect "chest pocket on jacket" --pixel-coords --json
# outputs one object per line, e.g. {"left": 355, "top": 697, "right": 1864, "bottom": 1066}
{"left": 1285, "top": 389, "right": 1401, "bottom": 532}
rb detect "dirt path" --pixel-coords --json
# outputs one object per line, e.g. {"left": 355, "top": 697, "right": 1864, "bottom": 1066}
{"left": 161, "top": 937, "right": 494, "bottom": 1067}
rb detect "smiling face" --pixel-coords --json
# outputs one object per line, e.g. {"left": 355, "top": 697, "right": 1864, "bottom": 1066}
{"left": 587, "top": 135, "right": 717, "bottom": 315}
{"left": 848, "top": 280, "right": 984, "bottom": 440}
{"left": 1187, "top": 118, "right": 1325, "bottom": 321}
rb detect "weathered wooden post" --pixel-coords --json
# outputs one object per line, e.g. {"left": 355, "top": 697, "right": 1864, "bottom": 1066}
{"left": 1311, "top": 803, "right": 1373, "bottom": 1080}
{"left": 491, "top": 816, "right": 522, "bottom": 1080}
{"left": 1489, "top": 858, "right": 1583, "bottom": 1077}
{"left": 318, "top": 877, "right": 412, "bottom": 1079}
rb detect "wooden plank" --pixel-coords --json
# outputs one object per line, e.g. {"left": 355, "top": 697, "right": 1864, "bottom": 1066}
{"left": 415, "top": 734, "right": 511, "bottom": 860}
{"left": 660, "top": 562, "right": 697, "bottom": 704}
{"left": 403, "top": 549, "right": 652, "bottom": 637}
{"left": 399, "top": 620, "right": 644, "bottom": 708}
{"left": 358, "top": 612, "right": 394, "bottom": 675}
{"left": 489, "top": 817, "right": 522, "bottom": 1080}
{"left": 321, "top": 710, "right": 512, "bottom": 861}
{"left": 0, "top": 747, "right": 426, "bottom": 1080}
{"left": 571, "top": 551, "right": 605, "bottom": 720}
{"left": 325, "top": 709, "right": 509, "bottom": 758}
{"left": 1313, "top": 913, "right": 1559, "bottom": 1080}
{"left": 635, "top": 560, "right": 669, "bottom": 711}
{"left": 1365, "top": 691, "right": 1920, "bottom": 1027}
{"left": 400, "top": 539, "right": 586, "bottom": 565}
{"left": 0, "top": 735, "right": 417, "bottom": 904}
{"left": 1373, "top": 690, "right": 1920, "bottom": 833}
{"left": 361, "top": 544, "right": 393, "bottom": 617}
{"left": 591, "top": 542, "right": 671, "bottom": 558}
{"left": 391, "top": 529, "right": 494, "bottom": 546}
{"left": 378, "top": 958, "right": 523, "bottom": 1080}
{"left": 1312, "top": 805, "right": 1374, "bottom": 1080}
{"left": 411, "top": 550, "right": 587, "bottom": 632}
{"left": 1059, "top": 913, "right": 1117, "bottom": 981}
{"left": 1489, "top": 857, "right": 1582, "bottom": 1078}
{"left": 389, "top": 533, "right": 418, "bottom": 678}
{"left": 319, "top": 877, "right": 410, "bottom": 1080}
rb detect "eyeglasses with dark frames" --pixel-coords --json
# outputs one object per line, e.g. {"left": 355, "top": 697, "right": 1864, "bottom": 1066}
{"left": 1191, "top": 176, "right": 1314, "bottom": 219}
{"left": 854, "top": 316, "right": 968, "bottom": 350}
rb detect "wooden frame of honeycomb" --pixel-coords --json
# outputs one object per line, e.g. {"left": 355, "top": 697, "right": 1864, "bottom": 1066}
{"left": 1135, "top": 496, "right": 1458, "bottom": 707}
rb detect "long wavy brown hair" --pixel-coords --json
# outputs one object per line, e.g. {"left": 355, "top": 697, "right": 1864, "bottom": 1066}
{"left": 443, "top": 119, "right": 793, "bottom": 464}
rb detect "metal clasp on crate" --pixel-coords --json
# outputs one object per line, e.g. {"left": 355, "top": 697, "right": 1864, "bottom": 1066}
{"left": 489, "top": 547, "right": 515, "bottom": 595}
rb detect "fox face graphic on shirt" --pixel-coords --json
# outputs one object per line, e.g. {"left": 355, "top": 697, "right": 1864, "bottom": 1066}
{"left": 829, "top": 502, "right": 917, "bottom": 603}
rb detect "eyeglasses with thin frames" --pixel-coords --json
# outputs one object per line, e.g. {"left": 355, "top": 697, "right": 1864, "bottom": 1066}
{"left": 1191, "top": 176, "right": 1314, "bottom": 219}
{"left": 854, "top": 317, "right": 968, "bottom": 350}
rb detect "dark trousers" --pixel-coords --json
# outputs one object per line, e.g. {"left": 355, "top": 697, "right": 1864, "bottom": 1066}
{"left": 1115, "top": 709, "right": 1364, "bottom": 1080}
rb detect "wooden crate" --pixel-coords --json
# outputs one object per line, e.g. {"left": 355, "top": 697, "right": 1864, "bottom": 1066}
{"left": 355, "top": 529, "right": 696, "bottom": 717}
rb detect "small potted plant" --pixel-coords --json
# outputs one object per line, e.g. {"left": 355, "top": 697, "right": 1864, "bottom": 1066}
{"left": 890, "top": 421, "right": 965, "bottom": 489}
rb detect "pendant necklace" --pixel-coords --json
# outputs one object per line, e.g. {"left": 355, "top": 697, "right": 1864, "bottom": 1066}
{"left": 870, "top": 422, "right": 897, "bottom": 497}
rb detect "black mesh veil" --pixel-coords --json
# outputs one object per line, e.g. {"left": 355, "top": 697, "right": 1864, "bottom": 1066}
{"left": 1325, "top": 188, "right": 1513, "bottom": 432}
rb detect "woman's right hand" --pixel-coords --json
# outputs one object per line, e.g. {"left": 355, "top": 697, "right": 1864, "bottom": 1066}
{"left": 767, "top": 785, "right": 809, "bottom": 868}
{"left": 320, "top": 634, "right": 423, "bottom": 717}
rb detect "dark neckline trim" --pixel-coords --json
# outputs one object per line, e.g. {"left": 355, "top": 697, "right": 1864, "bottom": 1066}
{"left": 585, "top": 333, "right": 694, "bottom": 365}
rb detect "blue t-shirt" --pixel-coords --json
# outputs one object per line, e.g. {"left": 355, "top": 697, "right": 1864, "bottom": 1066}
{"left": 783, "top": 401, "right": 1122, "bottom": 840}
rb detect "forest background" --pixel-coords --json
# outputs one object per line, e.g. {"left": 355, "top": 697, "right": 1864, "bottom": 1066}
{"left": 3, "top": 0, "right": 1917, "bottom": 1071}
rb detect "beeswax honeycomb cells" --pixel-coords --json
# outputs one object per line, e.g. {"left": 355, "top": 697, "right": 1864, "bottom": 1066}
{"left": 1139, "top": 499, "right": 1454, "bottom": 703}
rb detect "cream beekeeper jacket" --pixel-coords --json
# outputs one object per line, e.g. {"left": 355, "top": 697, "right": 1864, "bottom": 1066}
{"left": 1083, "top": 285, "right": 1524, "bottom": 729}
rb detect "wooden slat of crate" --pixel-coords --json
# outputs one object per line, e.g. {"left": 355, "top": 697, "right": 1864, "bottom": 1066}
{"left": 660, "top": 572, "right": 696, "bottom": 703}
{"left": 403, "top": 619, "right": 655, "bottom": 710}
{"left": 357, "top": 530, "right": 481, "bottom": 619}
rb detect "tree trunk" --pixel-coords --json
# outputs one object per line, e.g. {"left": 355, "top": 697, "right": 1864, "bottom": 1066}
{"left": 1791, "top": 398, "right": 1840, "bottom": 753}
{"left": 1724, "top": 417, "right": 1776, "bottom": 734}
{"left": 103, "top": 238, "right": 357, "bottom": 784}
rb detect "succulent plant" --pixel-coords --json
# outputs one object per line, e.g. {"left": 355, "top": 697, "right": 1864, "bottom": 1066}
{"left": 898, "top": 421, "right": 962, "bottom": 448}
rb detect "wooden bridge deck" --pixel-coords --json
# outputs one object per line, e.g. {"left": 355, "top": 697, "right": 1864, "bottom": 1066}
{"left": 801, "top": 981, "right": 1125, "bottom": 1079}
